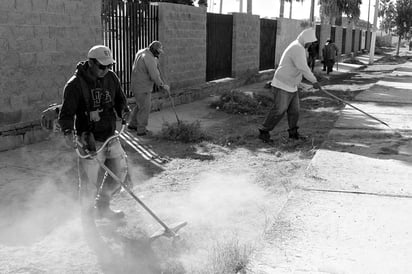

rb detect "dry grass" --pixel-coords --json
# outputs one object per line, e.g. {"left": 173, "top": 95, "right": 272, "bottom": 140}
{"left": 210, "top": 90, "right": 272, "bottom": 115}
{"left": 159, "top": 120, "right": 210, "bottom": 143}
{"left": 199, "top": 237, "right": 255, "bottom": 274}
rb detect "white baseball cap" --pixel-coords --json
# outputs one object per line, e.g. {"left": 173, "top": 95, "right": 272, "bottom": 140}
{"left": 87, "top": 45, "right": 116, "bottom": 65}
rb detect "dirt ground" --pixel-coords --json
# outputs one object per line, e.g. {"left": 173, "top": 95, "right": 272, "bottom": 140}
{"left": 1, "top": 50, "right": 411, "bottom": 274}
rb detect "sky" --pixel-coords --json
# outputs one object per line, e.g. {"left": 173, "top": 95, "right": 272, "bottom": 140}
{"left": 206, "top": 0, "right": 377, "bottom": 23}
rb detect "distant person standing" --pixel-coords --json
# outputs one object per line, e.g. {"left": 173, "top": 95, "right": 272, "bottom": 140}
{"left": 258, "top": 28, "right": 321, "bottom": 143}
{"left": 128, "top": 41, "right": 170, "bottom": 136}
{"left": 322, "top": 38, "right": 339, "bottom": 74}
{"left": 409, "top": 40, "right": 412, "bottom": 51}
{"left": 307, "top": 41, "right": 319, "bottom": 71}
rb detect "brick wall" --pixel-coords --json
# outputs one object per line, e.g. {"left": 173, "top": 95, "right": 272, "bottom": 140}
{"left": 0, "top": 0, "right": 101, "bottom": 150}
{"left": 158, "top": 3, "right": 206, "bottom": 90}
{"left": 231, "top": 12, "right": 260, "bottom": 77}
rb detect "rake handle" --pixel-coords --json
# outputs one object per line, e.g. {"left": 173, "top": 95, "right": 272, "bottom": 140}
{"left": 76, "top": 141, "right": 172, "bottom": 233}
{"left": 318, "top": 86, "right": 390, "bottom": 128}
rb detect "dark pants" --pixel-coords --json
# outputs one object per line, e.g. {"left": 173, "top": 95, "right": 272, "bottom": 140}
{"left": 260, "top": 87, "right": 300, "bottom": 132}
{"left": 325, "top": 59, "right": 335, "bottom": 74}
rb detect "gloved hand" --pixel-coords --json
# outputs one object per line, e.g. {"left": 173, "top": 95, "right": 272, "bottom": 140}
{"left": 312, "top": 82, "right": 322, "bottom": 90}
{"left": 79, "top": 132, "right": 96, "bottom": 153}
{"left": 161, "top": 84, "right": 170, "bottom": 94}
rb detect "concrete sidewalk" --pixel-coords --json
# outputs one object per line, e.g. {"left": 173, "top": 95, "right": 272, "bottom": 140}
{"left": 248, "top": 61, "right": 412, "bottom": 273}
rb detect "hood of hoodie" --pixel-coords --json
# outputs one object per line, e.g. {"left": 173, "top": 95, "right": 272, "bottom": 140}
{"left": 74, "top": 61, "right": 97, "bottom": 84}
{"left": 297, "top": 28, "right": 317, "bottom": 46}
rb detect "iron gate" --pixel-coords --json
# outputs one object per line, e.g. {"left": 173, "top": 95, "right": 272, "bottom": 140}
{"left": 259, "top": 19, "right": 277, "bottom": 70}
{"left": 330, "top": 26, "right": 336, "bottom": 43}
{"left": 206, "top": 13, "right": 233, "bottom": 81}
{"left": 102, "top": 0, "right": 158, "bottom": 97}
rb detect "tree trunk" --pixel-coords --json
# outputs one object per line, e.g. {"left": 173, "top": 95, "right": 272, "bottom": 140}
{"left": 280, "top": 0, "right": 285, "bottom": 18}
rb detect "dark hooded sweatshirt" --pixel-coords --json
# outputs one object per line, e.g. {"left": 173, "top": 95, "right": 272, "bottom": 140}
{"left": 58, "top": 61, "right": 128, "bottom": 142}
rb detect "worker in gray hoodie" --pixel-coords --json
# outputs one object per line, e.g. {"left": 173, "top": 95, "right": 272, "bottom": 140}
{"left": 258, "top": 28, "right": 321, "bottom": 143}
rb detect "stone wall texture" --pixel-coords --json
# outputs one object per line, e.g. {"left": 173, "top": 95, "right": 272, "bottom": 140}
{"left": 0, "top": 0, "right": 101, "bottom": 150}
{"left": 274, "top": 18, "right": 307, "bottom": 66}
{"left": 231, "top": 12, "right": 260, "bottom": 77}
{"left": 158, "top": 3, "right": 206, "bottom": 89}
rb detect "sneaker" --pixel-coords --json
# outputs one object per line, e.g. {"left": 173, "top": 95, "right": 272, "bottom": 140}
{"left": 258, "top": 129, "right": 273, "bottom": 143}
{"left": 96, "top": 207, "right": 125, "bottom": 221}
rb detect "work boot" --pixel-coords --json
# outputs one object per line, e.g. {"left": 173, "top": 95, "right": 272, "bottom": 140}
{"left": 95, "top": 206, "right": 125, "bottom": 221}
{"left": 288, "top": 127, "right": 307, "bottom": 140}
{"left": 258, "top": 129, "right": 273, "bottom": 143}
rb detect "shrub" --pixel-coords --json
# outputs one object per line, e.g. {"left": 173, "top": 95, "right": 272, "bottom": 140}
{"left": 159, "top": 120, "right": 209, "bottom": 143}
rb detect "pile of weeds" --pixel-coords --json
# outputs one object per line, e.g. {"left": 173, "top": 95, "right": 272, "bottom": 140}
{"left": 211, "top": 90, "right": 273, "bottom": 115}
{"left": 159, "top": 120, "right": 210, "bottom": 143}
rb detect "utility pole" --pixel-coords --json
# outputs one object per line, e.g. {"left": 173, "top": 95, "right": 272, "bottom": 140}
{"left": 219, "top": 0, "right": 223, "bottom": 13}
{"left": 369, "top": 0, "right": 379, "bottom": 64}
{"left": 239, "top": 0, "right": 243, "bottom": 12}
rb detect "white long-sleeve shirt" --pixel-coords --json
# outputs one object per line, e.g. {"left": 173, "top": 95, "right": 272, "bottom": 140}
{"left": 271, "top": 28, "right": 318, "bottom": 92}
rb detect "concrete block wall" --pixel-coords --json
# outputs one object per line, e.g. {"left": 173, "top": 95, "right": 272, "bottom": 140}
{"left": 231, "top": 13, "right": 260, "bottom": 77}
{"left": 158, "top": 3, "right": 206, "bottom": 90}
{"left": 274, "top": 18, "right": 307, "bottom": 66}
{"left": 0, "top": 0, "right": 101, "bottom": 151}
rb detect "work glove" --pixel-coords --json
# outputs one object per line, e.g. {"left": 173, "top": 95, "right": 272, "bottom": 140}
{"left": 79, "top": 132, "right": 97, "bottom": 154}
{"left": 312, "top": 82, "right": 322, "bottom": 90}
{"left": 122, "top": 108, "right": 131, "bottom": 122}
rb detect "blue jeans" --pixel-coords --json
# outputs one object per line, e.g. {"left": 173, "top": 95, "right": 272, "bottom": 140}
{"left": 260, "top": 87, "right": 300, "bottom": 132}
{"left": 78, "top": 137, "right": 128, "bottom": 212}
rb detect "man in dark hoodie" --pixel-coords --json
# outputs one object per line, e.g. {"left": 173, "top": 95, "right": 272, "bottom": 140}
{"left": 58, "top": 45, "right": 130, "bottom": 221}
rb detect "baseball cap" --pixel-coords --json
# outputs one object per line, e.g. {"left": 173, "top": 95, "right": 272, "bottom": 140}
{"left": 87, "top": 45, "right": 116, "bottom": 66}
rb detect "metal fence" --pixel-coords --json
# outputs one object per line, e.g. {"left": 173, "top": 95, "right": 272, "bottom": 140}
{"left": 102, "top": 0, "right": 159, "bottom": 97}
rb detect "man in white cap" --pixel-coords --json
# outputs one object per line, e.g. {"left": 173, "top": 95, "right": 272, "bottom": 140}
{"left": 58, "top": 45, "right": 130, "bottom": 221}
{"left": 258, "top": 28, "right": 321, "bottom": 143}
{"left": 128, "top": 40, "right": 170, "bottom": 136}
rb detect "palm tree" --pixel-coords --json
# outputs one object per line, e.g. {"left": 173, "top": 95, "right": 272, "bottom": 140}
{"left": 319, "top": 0, "right": 361, "bottom": 25}
{"left": 280, "top": 0, "right": 305, "bottom": 18}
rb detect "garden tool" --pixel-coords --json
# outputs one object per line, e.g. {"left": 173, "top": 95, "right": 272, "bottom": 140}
{"left": 75, "top": 120, "right": 187, "bottom": 241}
{"left": 318, "top": 86, "right": 402, "bottom": 137}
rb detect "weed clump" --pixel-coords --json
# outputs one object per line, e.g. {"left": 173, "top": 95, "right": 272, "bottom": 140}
{"left": 211, "top": 90, "right": 273, "bottom": 115}
{"left": 159, "top": 120, "right": 209, "bottom": 143}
